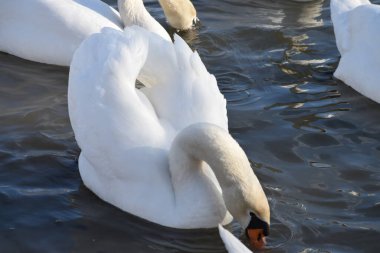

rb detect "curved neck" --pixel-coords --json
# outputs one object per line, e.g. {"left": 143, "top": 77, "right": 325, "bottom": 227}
{"left": 117, "top": 0, "right": 171, "bottom": 41}
{"left": 169, "top": 123, "right": 268, "bottom": 223}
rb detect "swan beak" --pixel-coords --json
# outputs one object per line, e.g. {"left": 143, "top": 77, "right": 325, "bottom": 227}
{"left": 247, "top": 228, "right": 267, "bottom": 250}
{"left": 192, "top": 17, "right": 199, "bottom": 26}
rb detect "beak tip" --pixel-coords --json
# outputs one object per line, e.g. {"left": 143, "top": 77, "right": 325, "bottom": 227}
{"left": 247, "top": 228, "right": 267, "bottom": 250}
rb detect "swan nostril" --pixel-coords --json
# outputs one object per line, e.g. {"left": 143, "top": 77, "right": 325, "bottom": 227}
{"left": 257, "top": 232, "right": 262, "bottom": 241}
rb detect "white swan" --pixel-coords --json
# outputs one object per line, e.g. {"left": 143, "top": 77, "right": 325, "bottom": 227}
{"left": 0, "top": 0, "right": 196, "bottom": 66}
{"left": 331, "top": 0, "right": 380, "bottom": 103}
{"left": 68, "top": 26, "right": 270, "bottom": 251}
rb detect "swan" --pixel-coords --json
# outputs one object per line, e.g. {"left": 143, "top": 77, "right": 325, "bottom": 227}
{"left": 68, "top": 26, "right": 270, "bottom": 251}
{"left": 331, "top": 0, "right": 380, "bottom": 103}
{"left": 0, "top": 0, "right": 197, "bottom": 66}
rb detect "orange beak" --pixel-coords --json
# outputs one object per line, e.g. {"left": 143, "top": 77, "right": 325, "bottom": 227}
{"left": 247, "top": 228, "right": 267, "bottom": 250}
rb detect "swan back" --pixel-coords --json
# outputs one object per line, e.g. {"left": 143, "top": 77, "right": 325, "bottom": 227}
{"left": 331, "top": 0, "right": 380, "bottom": 103}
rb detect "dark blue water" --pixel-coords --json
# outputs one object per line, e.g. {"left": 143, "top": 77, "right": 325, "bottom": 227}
{"left": 0, "top": 0, "right": 379, "bottom": 252}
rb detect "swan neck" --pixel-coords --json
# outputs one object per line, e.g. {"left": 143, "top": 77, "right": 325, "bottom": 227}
{"left": 169, "top": 123, "right": 268, "bottom": 223}
{"left": 118, "top": 0, "right": 147, "bottom": 26}
{"left": 117, "top": 0, "right": 171, "bottom": 41}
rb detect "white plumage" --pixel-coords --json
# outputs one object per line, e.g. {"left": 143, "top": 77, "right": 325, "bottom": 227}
{"left": 69, "top": 26, "right": 269, "bottom": 252}
{"left": 0, "top": 0, "right": 171, "bottom": 66}
{"left": 331, "top": 0, "right": 380, "bottom": 103}
{"left": 68, "top": 26, "right": 230, "bottom": 228}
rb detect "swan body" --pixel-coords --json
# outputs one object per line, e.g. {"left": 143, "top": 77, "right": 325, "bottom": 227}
{"left": 331, "top": 0, "right": 380, "bottom": 103}
{"left": 69, "top": 26, "right": 269, "bottom": 249}
{"left": 0, "top": 0, "right": 180, "bottom": 66}
{"left": 69, "top": 25, "right": 229, "bottom": 228}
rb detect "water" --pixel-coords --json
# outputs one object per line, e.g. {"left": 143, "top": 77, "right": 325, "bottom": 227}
{"left": 1, "top": 0, "right": 380, "bottom": 252}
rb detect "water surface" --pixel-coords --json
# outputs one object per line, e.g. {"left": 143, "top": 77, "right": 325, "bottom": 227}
{"left": 0, "top": 0, "right": 379, "bottom": 252}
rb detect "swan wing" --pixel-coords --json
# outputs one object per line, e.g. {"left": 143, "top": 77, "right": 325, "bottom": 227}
{"left": 124, "top": 26, "right": 228, "bottom": 197}
{"left": 121, "top": 26, "right": 228, "bottom": 197}
{"left": 127, "top": 26, "right": 228, "bottom": 131}
{"left": 69, "top": 27, "right": 169, "bottom": 178}
{"left": 218, "top": 225, "right": 252, "bottom": 253}
{"left": 331, "top": 0, "right": 380, "bottom": 103}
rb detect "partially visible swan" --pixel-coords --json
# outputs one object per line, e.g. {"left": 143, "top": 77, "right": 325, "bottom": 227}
{"left": 0, "top": 0, "right": 196, "bottom": 66}
{"left": 157, "top": 0, "right": 197, "bottom": 30}
{"left": 331, "top": 0, "right": 380, "bottom": 103}
{"left": 68, "top": 26, "right": 270, "bottom": 250}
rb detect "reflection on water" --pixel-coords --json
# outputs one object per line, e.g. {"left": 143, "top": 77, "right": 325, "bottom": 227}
{"left": 1, "top": 0, "right": 380, "bottom": 252}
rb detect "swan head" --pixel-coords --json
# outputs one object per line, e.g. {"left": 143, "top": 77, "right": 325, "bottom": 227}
{"left": 226, "top": 181, "right": 270, "bottom": 250}
{"left": 157, "top": 0, "right": 198, "bottom": 30}
{"left": 220, "top": 157, "right": 271, "bottom": 250}
{"left": 245, "top": 212, "right": 270, "bottom": 249}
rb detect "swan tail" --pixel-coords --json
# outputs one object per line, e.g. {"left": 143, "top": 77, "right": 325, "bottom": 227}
{"left": 218, "top": 225, "right": 252, "bottom": 253}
